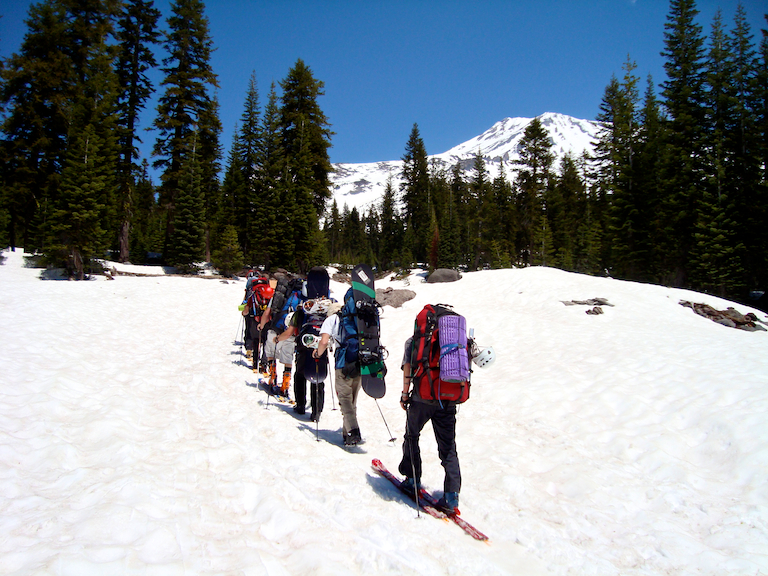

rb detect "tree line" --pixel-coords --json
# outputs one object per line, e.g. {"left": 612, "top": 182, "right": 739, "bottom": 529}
{"left": 0, "top": 0, "right": 332, "bottom": 277}
{"left": 1, "top": 0, "right": 766, "bottom": 306}
{"left": 329, "top": 0, "right": 767, "bottom": 305}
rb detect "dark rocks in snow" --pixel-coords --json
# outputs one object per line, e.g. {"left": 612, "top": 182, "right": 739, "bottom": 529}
{"left": 426, "top": 268, "right": 461, "bottom": 283}
{"left": 680, "top": 301, "right": 767, "bottom": 331}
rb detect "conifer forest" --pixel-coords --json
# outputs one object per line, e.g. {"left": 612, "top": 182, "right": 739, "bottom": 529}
{"left": 0, "top": 0, "right": 766, "bottom": 306}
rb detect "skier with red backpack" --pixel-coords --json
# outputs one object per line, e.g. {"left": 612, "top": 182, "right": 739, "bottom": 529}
{"left": 242, "top": 271, "right": 274, "bottom": 372}
{"left": 398, "top": 304, "right": 495, "bottom": 514}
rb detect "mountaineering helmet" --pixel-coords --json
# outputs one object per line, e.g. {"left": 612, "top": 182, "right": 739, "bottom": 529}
{"left": 472, "top": 346, "right": 495, "bottom": 368}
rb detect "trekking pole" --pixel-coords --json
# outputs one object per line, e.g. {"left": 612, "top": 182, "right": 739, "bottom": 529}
{"left": 406, "top": 403, "right": 421, "bottom": 518}
{"left": 234, "top": 315, "right": 244, "bottom": 345}
{"left": 328, "top": 357, "right": 338, "bottom": 410}
{"left": 374, "top": 399, "right": 396, "bottom": 442}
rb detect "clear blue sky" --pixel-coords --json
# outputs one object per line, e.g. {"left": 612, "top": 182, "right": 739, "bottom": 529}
{"left": 1, "top": 0, "right": 766, "bottom": 175}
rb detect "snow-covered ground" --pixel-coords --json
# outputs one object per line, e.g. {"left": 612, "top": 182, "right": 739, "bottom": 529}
{"left": 1, "top": 248, "right": 767, "bottom": 576}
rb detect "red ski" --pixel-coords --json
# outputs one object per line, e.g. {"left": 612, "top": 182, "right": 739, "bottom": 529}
{"left": 371, "top": 459, "right": 489, "bottom": 541}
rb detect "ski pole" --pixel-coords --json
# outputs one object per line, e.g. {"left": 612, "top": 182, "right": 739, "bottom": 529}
{"left": 374, "top": 399, "right": 396, "bottom": 443}
{"left": 405, "top": 403, "right": 421, "bottom": 518}
{"left": 234, "top": 315, "right": 244, "bottom": 345}
{"left": 328, "top": 357, "right": 338, "bottom": 410}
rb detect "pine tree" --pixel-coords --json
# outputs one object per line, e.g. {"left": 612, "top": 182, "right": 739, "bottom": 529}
{"left": 689, "top": 9, "right": 745, "bottom": 296}
{"left": 596, "top": 58, "right": 647, "bottom": 280}
{"left": 279, "top": 59, "right": 333, "bottom": 218}
{"left": 658, "top": 0, "right": 707, "bottom": 286}
{"left": 1, "top": 1, "right": 81, "bottom": 251}
{"left": 256, "top": 81, "right": 284, "bottom": 269}
{"left": 379, "top": 178, "right": 402, "bottom": 270}
{"left": 129, "top": 160, "right": 160, "bottom": 262}
{"left": 727, "top": 5, "right": 763, "bottom": 294}
{"left": 46, "top": 0, "right": 121, "bottom": 273}
{"left": 211, "top": 224, "right": 243, "bottom": 277}
{"left": 636, "top": 75, "right": 666, "bottom": 280}
{"left": 400, "top": 123, "right": 430, "bottom": 262}
{"left": 237, "top": 72, "right": 262, "bottom": 263}
{"left": 49, "top": 124, "right": 109, "bottom": 279}
{"left": 153, "top": 0, "right": 219, "bottom": 262}
{"left": 168, "top": 134, "right": 206, "bottom": 272}
{"left": 114, "top": 0, "right": 161, "bottom": 262}
{"left": 515, "top": 117, "right": 554, "bottom": 266}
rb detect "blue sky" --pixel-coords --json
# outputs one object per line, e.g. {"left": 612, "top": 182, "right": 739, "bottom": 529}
{"left": 1, "top": 0, "right": 766, "bottom": 175}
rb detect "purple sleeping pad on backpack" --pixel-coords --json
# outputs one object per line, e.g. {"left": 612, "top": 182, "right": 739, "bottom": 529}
{"left": 438, "top": 314, "right": 469, "bottom": 382}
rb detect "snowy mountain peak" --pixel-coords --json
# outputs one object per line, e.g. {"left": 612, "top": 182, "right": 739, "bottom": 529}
{"left": 330, "top": 112, "right": 601, "bottom": 214}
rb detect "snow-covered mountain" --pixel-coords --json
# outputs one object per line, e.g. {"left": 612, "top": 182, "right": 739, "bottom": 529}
{"left": 329, "top": 111, "right": 601, "bottom": 214}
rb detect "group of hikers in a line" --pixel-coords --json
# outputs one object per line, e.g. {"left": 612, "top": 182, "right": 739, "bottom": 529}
{"left": 238, "top": 266, "right": 495, "bottom": 514}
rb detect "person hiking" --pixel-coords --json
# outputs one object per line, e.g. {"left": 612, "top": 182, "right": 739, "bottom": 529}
{"left": 263, "top": 278, "right": 304, "bottom": 397}
{"left": 397, "top": 304, "right": 494, "bottom": 514}
{"left": 243, "top": 273, "right": 273, "bottom": 372}
{"left": 314, "top": 298, "right": 362, "bottom": 446}
{"left": 290, "top": 267, "right": 331, "bottom": 419}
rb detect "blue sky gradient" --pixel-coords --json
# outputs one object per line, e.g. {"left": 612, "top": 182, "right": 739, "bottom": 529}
{"left": 1, "top": 0, "right": 765, "bottom": 174}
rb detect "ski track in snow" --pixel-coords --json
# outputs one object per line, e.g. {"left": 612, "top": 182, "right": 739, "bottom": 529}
{"left": 1, "top": 249, "right": 767, "bottom": 575}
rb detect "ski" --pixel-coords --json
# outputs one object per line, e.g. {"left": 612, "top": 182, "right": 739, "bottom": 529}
{"left": 371, "top": 459, "right": 489, "bottom": 541}
{"left": 256, "top": 377, "right": 295, "bottom": 405}
{"left": 371, "top": 458, "right": 447, "bottom": 520}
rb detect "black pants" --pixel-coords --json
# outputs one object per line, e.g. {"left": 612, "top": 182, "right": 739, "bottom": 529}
{"left": 294, "top": 347, "right": 309, "bottom": 412}
{"left": 310, "top": 381, "right": 325, "bottom": 419}
{"left": 245, "top": 316, "right": 261, "bottom": 354}
{"left": 399, "top": 400, "right": 461, "bottom": 494}
{"left": 294, "top": 347, "right": 325, "bottom": 417}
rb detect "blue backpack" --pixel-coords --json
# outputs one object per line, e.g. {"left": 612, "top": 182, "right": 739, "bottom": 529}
{"left": 336, "top": 288, "right": 359, "bottom": 376}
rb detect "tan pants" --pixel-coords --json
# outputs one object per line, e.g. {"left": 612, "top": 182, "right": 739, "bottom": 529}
{"left": 334, "top": 369, "right": 362, "bottom": 435}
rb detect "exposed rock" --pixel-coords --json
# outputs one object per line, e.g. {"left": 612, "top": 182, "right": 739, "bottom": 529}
{"left": 426, "top": 268, "right": 461, "bottom": 283}
{"left": 376, "top": 287, "right": 416, "bottom": 308}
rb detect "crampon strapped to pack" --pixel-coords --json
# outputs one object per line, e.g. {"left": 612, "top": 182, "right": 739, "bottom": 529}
{"left": 411, "top": 304, "right": 471, "bottom": 405}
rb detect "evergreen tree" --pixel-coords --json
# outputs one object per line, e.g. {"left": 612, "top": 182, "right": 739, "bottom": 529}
{"left": 514, "top": 117, "right": 554, "bottom": 266}
{"left": 755, "top": 15, "right": 768, "bottom": 292}
{"left": 114, "top": 0, "right": 161, "bottom": 262}
{"left": 378, "top": 178, "right": 402, "bottom": 270}
{"left": 219, "top": 128, "right": 246, "bottom": 248}
{"left": 129, "top": 160, "right": 160, "bottom": 262}
{"left": 690, "top": 9, "right": 746, "bottom": 295}
{"left": 256, "top": 81, "right": 284, "bottom": 269}
{"left": 197, "top": 93, "right": 222, "bottom": 261}
{"left": 491, "top": 161, "right": 515, "bottom": 267}
{"left": 400, "top": 123, "right": 430, "bottom": 262}
{"left": 324, "top": 199, "right": 342, "bottom": 262}
{"left": 658, "top": 0, "right": 707, "bottom": 286}
{"left": 237, "top": 72, "right": 261, "bottom": 263}
{"left": 727, "top": 6, "right": 763, "bottom": 293}
{"left": 45, "top": 0, "right": 121, "bottom": 272}
{"left": 0, "top": 1, "right": 82, "bottom": 250}
{"left": 636, "top": 75, "right": 666, "bottom": 280}
{"left": 211, "top": 224, "right": 243, "bottom": 277}
{"left": 596, "top": 58, "right": 648, "bottom": 280}
{"left": 168, "top": 133, "right": 206, "bottom": 272}
{"left": 48, "top": 124, "right": 109, "bottom": 279}
{"left": 279, "top": 59, "right": 333, "bottom": 218}
{"left": 153, "top": 0, "right": 219, "bottom": 262}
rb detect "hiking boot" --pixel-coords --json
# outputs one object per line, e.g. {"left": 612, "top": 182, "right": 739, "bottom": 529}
{"left": 245, "top": 349, "right": 253, "bottom": 359}
{"left": 280, "top": 371, "right": 291, "bottom": 394}
{"left": 436, "top": 492, "right": 460, "bottom": 514}
{"left": 400, "top": 477, "right": 420, "bottom": 492}
{"left": 293, "top": 405, "right": 305, "bottom": 415}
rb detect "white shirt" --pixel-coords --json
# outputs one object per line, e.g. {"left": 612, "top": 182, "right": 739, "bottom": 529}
{"left": 320, "top": 314, "right": 341, "bottom": 347}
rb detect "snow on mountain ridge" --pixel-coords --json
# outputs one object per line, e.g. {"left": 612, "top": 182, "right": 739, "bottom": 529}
{"left": 330, "top": 112, "right": 601, "bottom": 214}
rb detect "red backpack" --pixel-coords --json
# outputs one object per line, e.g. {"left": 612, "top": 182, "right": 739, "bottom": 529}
{"left": 248, "top": 279, "right": 274, "bottom": 315}
{"left": 411, "top": 304, "right": 471, "bottom": 405}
